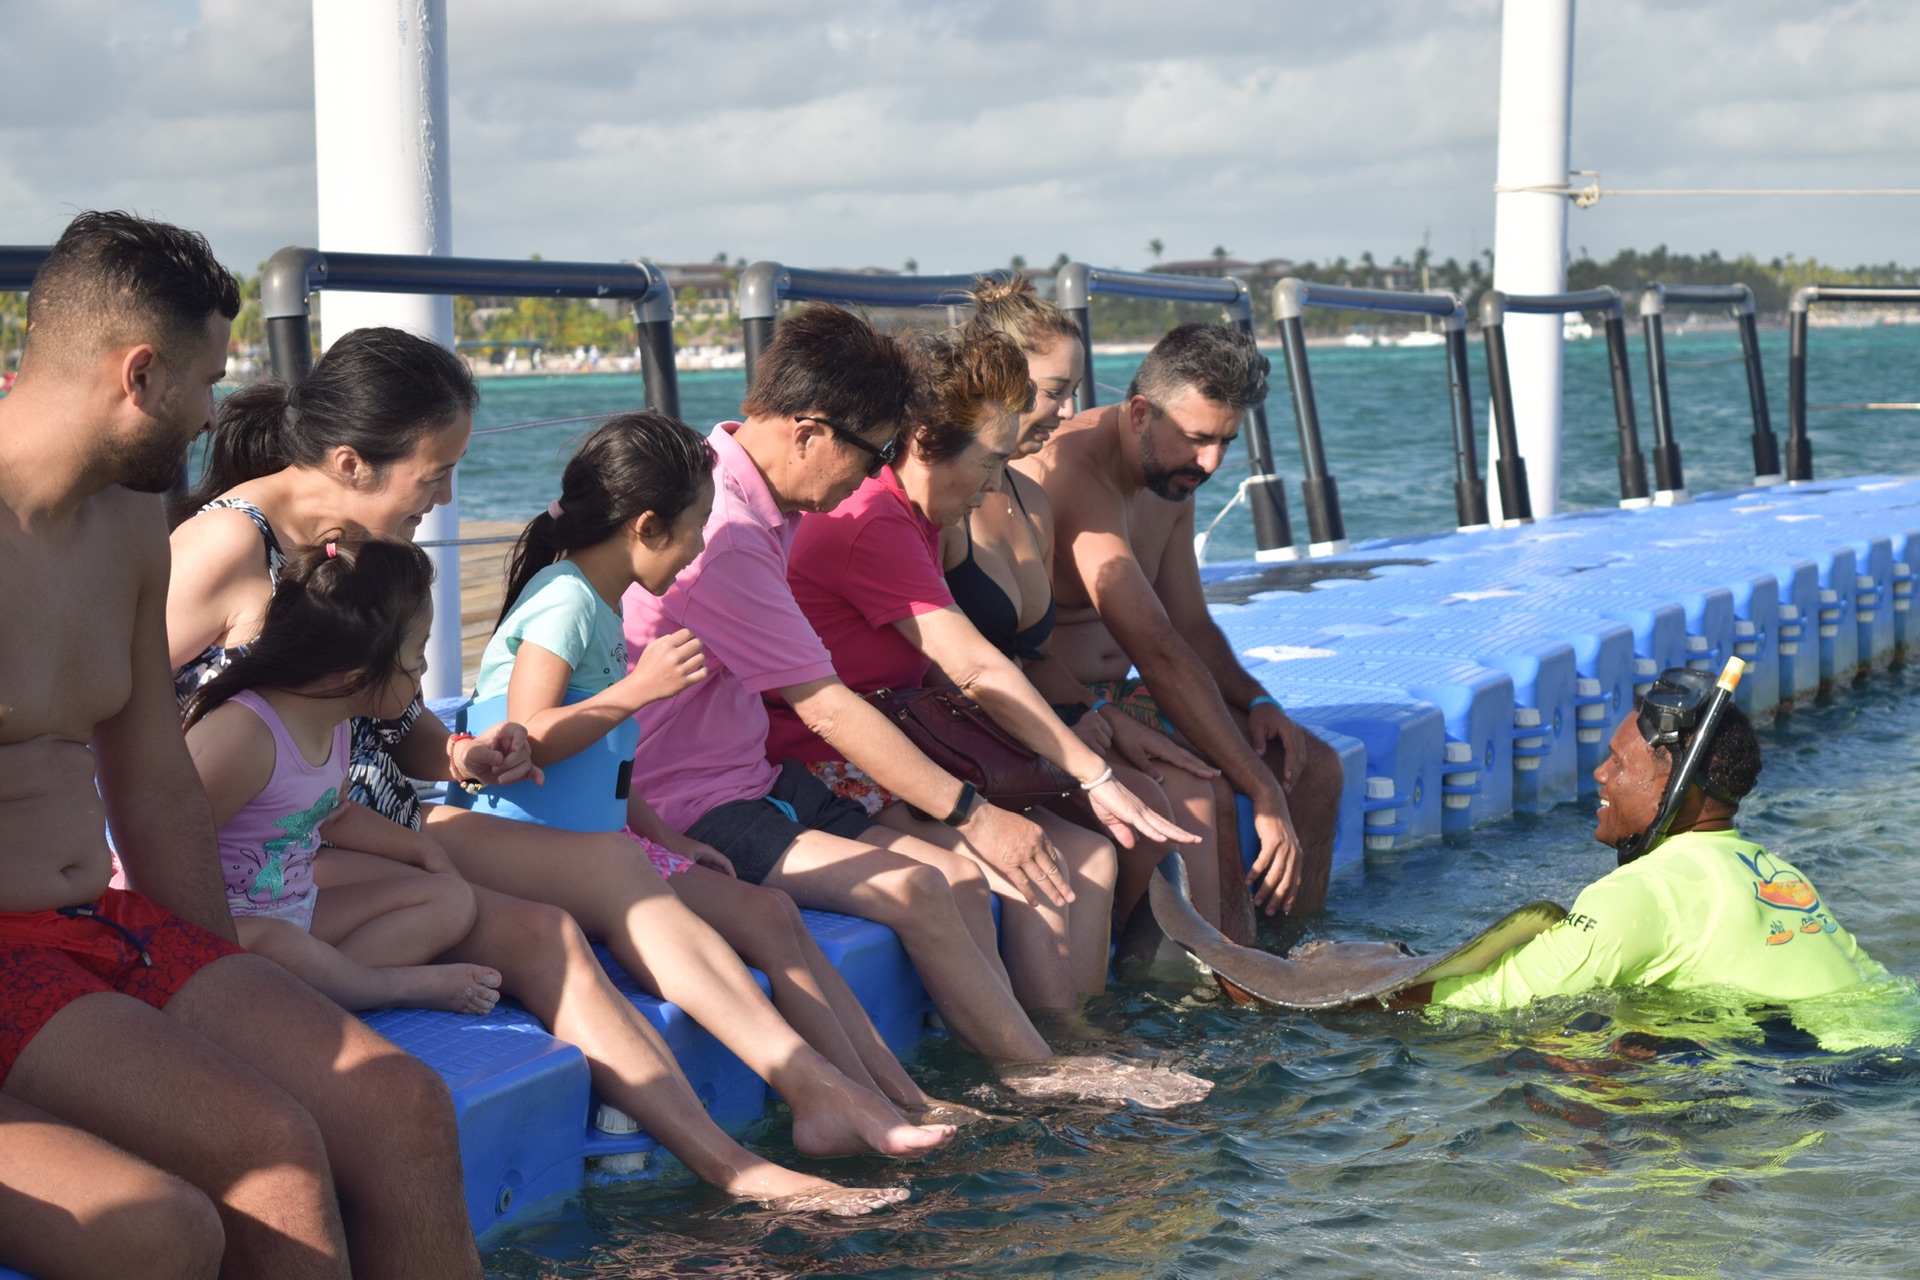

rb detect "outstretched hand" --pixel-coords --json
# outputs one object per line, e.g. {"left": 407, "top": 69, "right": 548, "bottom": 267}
{"left": 1084, "top": 775, "right": 1202, "bottom": 849}
{"left": 960, "top": 802, "right": 1073, "bottom": 908}
{"left": 460, "top": 721, "right": 544, "bottom": 787}
{"left": 1246, "top": 790, "right": 1304, "bottom": 916}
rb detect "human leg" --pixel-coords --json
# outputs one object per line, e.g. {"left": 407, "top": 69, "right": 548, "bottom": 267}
{"left": 420, "top": 808, "right": 948, "bottom": 1159}
{"left": 311, "top": 847, "right": 477, "bottom": 964}
{"left": 1263, "top": 729, "right": 1343, "bottom": 916}
{"left": 760, "top": 830, "right": 1052, "bottom": 1062}
{"left": 236, "top": 914, "right": 499, "bottom": 1015}
{"left": 435, "top": 885, "right": 913, "bottom": 1210}
{"left": 0, "top": 1092, "right": 223, "bottom": 1280}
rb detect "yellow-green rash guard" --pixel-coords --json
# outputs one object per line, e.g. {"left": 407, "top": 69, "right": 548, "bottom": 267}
{"left": 1433, "top": 828, "right": 1885, "bottom": 1011}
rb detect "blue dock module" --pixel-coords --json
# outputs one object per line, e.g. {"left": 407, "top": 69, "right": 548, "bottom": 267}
{"left": 1311, "top": 627, "right": 1578, "bottom": 815}
{"left": 590, "top": 945, "right": 770, "bottom": 1135}
{"left": 1686, "top": 552, "right": 1816, "bottom": 707}
{"left": 1265, "top": 687, "right": 1451, "bottom": 851}
{"left": 1249, "top": 652, "right": 1515, "bottom": 834}
{"left": 1604, "top": 566, "right": 1777, "bottom": 716}
{"left": 1496, "top": 583, "right": 1691, "bottom": 696}
{"left": 799, "top": 910, "right": 930, "bottom": 1056}
{"left": 363, "top": 1004, "right": 591, "bottom": 1238}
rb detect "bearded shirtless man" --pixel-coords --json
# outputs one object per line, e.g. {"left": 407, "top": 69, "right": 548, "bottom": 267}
{"left": 0, "top": 212, "right": 479, "bottom": 1280}
{"left": 1020, "top": 323, "right": 1342, "bottom": 928}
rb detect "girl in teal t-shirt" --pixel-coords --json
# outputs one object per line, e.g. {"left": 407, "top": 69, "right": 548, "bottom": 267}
{"left": 470, "top": 412, "right": 970, "bottom": 1129}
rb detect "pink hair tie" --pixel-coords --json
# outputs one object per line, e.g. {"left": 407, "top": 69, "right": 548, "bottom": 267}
{"left": 324, "top": 541, "right": 338, "bottom": 558}
{"left": 547, "top": 499, "right": 565, "bottom": 519}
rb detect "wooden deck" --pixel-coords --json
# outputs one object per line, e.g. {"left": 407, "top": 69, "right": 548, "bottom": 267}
{"left": 455, "top": 520, "right": 522, "bottom": 688}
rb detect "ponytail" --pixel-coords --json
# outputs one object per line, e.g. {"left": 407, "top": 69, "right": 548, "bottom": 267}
{"left": 497, "top": 411, "right": 715, "bottom": 629}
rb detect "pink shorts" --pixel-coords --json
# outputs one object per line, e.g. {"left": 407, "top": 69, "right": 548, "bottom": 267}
{"left": 622, "top": 829, "right": 693, "bottom": 878}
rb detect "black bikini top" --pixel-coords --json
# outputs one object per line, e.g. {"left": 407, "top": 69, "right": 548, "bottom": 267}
{"left": 946, "top": 480, "right": 1056, "bottom": 663}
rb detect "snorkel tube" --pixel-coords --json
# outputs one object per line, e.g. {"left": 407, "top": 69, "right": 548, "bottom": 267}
{"left": 1614, "top": 655, "right": 1747, "bottom": 866}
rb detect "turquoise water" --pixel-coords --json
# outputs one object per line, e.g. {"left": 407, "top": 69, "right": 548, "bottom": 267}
{"left": 457, "top": 324, "right": 1920, "bottom": 563}
{"left": 484, "top": 671, "right": 1920, "bottom": 1278}
{"left": 468, "top": 327, "right": 1919, "bottom": 1278}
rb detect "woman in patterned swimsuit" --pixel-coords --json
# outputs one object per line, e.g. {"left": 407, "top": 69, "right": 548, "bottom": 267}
{"left": 167, "top": 327, "right": 959, "bottom": 1211}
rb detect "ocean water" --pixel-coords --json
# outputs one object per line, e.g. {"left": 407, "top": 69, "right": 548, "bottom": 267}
{"left": 456, "top": 324, "right": 1919, "bottom": 564}
{"left": 465, "top": 326, "right": 1919, "bottom": 1278}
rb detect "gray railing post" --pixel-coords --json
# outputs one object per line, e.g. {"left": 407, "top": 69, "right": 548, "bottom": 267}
{"left": 1273, "top": 280, "right": 1347, "bottom": 553}
{"left": 261, "top": 246, "right": 323, "bottom": 383}
{"left": 1053, "top": 262, "right": 1097, "bottom": 413}
{"left": 1786, "top": 287, "right": 1815, "bottom": 482}
{"left": 1735, "top": 297, "right": 1782, "bottom": 484}
{"left": 0, "top": 246, "right": 49, "bottom": 292}
{"left": 631, "top": 262, "right": 680, "bottom": 419}
{"left": 1220, "top": 277, "right": 1295, "bottom": 559}
{"left": 1443, "top": 304, "right": 1490, "bottom": 530}
{"left": 1636, "top": 287, "right": 1688, "bottom": 501}
{"left": 1602, "top": 307, "right": 1651, "bottom": 505}
{"left": 738, "top": 261, "right": 782, "bottom": 392}
{"left": 1477, "top": 292, "right": 1535, "bottom": 523}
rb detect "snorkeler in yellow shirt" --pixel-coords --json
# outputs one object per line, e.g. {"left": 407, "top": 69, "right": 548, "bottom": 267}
{"left": 1431, "top": 669, "right": 1885, "bottom": 1011}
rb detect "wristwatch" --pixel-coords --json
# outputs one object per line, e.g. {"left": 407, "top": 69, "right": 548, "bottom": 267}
{"left": 941, "top": 781, "right": 979, "bottom": 826}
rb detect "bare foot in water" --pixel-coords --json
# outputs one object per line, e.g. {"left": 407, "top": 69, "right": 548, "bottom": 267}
{"left": 897, "top": 1097, "right": 1011, "bottom": 1127}
{"left": 725, "top": 1164, "right": 910, "bottom": 1217}
{"left": 789, "top": 1075, "right": 956, "bottom": 1158}
{"left": 387, "top": 964, "right": 502, "bottom": 1015}
{"left": 996, "top": 1054, "right": 1213, "bottom": 1110}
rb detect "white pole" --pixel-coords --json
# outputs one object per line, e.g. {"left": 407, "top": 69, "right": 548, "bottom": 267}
{"left": 1489, "top": 0, "right": 1575, "bottom": 520}
{"left": 312, "top": 0, "right": 462, "bottom": 702}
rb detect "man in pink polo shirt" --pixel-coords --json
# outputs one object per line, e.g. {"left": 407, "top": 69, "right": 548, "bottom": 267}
{"left": 623, "top": 306, "right": 1209, "bottom": 1107}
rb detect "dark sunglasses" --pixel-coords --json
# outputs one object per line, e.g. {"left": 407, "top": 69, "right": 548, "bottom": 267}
{"left": 1636, "top": 667, "right": 1719, "bottom": 748}
{"left": 797, "top": 414, "right": 899, "bottom": 477}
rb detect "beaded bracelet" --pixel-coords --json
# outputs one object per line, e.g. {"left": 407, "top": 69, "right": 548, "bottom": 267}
{"left": 446, "top": 732, "right": 485, "bottom": 794}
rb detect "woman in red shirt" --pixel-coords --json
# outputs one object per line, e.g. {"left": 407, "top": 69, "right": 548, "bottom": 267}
{"left": 769, "top": 327, "right": 1197, "bottom": 1016}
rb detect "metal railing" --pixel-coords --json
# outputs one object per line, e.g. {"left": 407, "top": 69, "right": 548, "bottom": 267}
{"left": 1, "top": 246, "right": 47, "bottom": 291}
{"left": 1786, "top": 284, "right": 1920, "bottom": 481}
{"left": 1479, "top": 287, "right": 1650, "bottom": 512}
{"left": 1639, "top": 283, "right": 1780, "bottom": 488}
{"left": 1055, "top": 265, "right": 1295, "bottom": 560}
{"left": 1273, "top": 279, "right": 1481, "bottom": 548}
{"left": 259, "top": 246, "right": 681, "bottom": 417}
{"left": 736, "top": 262, "right": 982, "bottom": 384}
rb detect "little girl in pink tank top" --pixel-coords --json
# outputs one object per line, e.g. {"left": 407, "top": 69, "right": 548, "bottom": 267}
{"left": 183, "top": 536, "right": 501, "bottom": 1016}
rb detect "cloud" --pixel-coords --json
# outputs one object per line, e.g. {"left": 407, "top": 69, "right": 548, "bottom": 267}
{"left": 1, "top": 0, "right": 1915, "bottom": 277}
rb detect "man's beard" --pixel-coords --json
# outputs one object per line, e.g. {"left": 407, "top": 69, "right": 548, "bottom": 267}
{"left": 114, "top": 431, "right": 190, "bottom": 494}
{"left": 1139, "top": 429, "right": 1210, "bottom": 503}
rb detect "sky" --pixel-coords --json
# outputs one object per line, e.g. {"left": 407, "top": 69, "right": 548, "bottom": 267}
{"left": 2, "top": 0, "right": 1916, "bottom": 278}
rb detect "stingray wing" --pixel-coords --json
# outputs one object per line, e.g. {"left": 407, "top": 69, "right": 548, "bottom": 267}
{"left": 1146, "top": 852, "right": 1565, "bottom": 1010}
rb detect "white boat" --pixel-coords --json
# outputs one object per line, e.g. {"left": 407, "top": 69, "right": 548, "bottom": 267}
{"left": 1563, "top": 316, "right": 1595, "bottom": 341}
{"left": 1342, "top": 331, "right": 1376, "bottom": 348}
{"left": 1395, "top": 330, "right": 1445, "bottom": 348}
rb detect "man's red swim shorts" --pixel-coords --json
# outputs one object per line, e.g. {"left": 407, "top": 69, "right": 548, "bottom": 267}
{"left": 0, "top": 887, "right": 243, "bottom": 1084}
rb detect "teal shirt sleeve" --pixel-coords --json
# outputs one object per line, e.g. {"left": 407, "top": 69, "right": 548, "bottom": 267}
{"left": 472, "top": 567, "right": 599, "bottom": 701}
{"left": 1432, "top": 868, "right": 1669, "bottom": 1010}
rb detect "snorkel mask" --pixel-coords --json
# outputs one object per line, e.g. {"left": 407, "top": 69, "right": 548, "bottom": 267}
{"left": 1615, "top": 658, "right": 1746, "bottom": 866}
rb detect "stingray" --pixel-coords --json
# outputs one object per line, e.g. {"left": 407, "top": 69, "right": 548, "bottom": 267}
{"left": 1146, "top": 852, "right": 1567, "bottom": 1009}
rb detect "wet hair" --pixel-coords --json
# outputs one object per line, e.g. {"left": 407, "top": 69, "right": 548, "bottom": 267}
{"left": 1126, "top": 322, "right": 1270, "bottom": 413}
{"left": 23, "top": 210, "right": 240, "bottom": 371}
{"left": 965, "top": 273, "right": 1082, "bottom": 356}
{"left": 1641, "top": 699, "right": 1764, "bottom": 805}
{"left": 906, "top": 327, "right": 1035, "bottom": 464}
{"left": 496, "top": 411, "right": 717, "bottom": 629}
{"left": 182, "top": 536, "right": 435, "bottom": 730}
{"left": 740, "top": 303, "right": 916, "bottom": 449}
{"left": 187, "top": 326, "right": 478, "bottom": 511}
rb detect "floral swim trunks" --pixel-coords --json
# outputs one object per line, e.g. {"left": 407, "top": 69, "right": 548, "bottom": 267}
{"left": 1083, "top": 678, "right": 1175, "bottom": 735}
{"left": 0, "top": 887, "right": 244, "bottom": 1084}
{"left": 805, "top": 760, "right": 900, "bottom": 819}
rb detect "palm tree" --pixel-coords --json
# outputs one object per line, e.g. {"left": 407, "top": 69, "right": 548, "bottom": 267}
{"left": 1211, "top": 245, "right": 1230, "bottom": 261}
{"left": 903, "top": 257, "right": 918, "bottom": 275}
{"left": 1148, "top": 237, "right": 1164, "bottom": 262}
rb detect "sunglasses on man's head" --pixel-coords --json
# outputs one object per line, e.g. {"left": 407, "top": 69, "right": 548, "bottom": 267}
{"left": 797, "top": 414, "right": 899, "bottom": 477}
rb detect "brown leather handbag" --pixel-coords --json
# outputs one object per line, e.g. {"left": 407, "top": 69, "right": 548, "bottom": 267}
{"left": 863, "top": 686, "right": 1077, "bottom": 811}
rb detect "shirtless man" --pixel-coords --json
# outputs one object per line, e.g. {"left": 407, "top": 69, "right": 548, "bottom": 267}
{"left": 0, "top": 212, "right": 479, "bottom": 1279}
{"left": 1023, "top": 322, "right": 1343, "bottom": 930}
